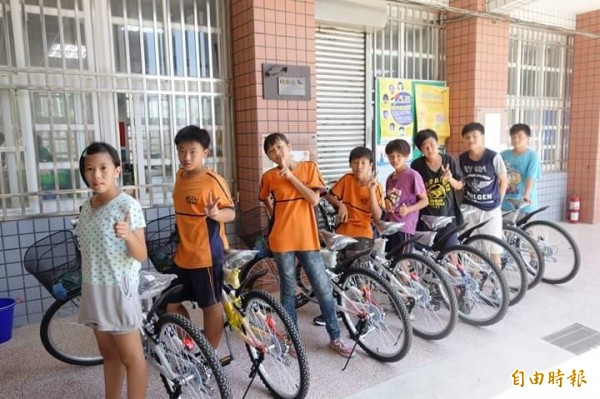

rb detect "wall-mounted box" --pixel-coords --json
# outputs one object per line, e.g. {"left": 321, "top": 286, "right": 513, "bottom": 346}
{"left": 263, "top": 63, "right": 311, "bottom": 100}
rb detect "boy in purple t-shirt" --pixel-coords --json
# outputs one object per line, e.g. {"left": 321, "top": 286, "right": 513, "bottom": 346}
{"left": 384, "top": 139, "right": 428, "bottom": 253}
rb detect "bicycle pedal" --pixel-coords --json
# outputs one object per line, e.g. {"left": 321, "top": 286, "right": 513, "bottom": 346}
{"left": 219, "top": 355, "right": 232, "bottom": 367}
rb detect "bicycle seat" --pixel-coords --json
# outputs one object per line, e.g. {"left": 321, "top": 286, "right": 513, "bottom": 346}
{"left": 372, "top": 220, "right": 405, "bottom": 236}
{"left": 414, "top": 231, "right": 437, "bottom": 247}
{"left": 420, "top": 215, "right": 454, "bottom": 231}
{"left": 225, "top": 249, "right": 259, "bottom": 270}
{"left": 139, "top": 270, "right": 177, "bottom": 300}
{"left": 319, "top": 230, "right": 358, "bottom": 252}
{"left": 459, "top": 206, "right": 477, "bottom": 219}
{"left": 506, "top": 198, "right": 528, "bottom": 210}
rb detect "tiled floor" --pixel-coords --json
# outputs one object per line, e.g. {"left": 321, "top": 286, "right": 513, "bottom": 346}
{"left": 1, "top": 222, "right": 599, "bottom": 398}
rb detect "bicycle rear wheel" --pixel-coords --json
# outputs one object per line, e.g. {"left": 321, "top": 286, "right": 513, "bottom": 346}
{"left": 438, "top": 245, "right": 509, "bottom": 326}
{"left": 239, "top": 256, "right": 310, "bottom": 308}
{"left": 339, "top": 267, "right": 413, "bottom": 362}
{"left": 387, "top": 253, "right": 458, "bottom": 340}
{"left": 523, "top": 220, "right": 580, "bottom": 284}
{"left": 40, "top": 295, "right": 103, "bottom": 366}
{"left": 154, "top": 313, "right": 231, "bottom": 399}
{"left": 242, "top": 290, "right": 310, "bottom": 399}
{"left": 463, "top": 234, "right": 527, "bottom": 306}
{"left": 503, "top": 225, "right": 545, "bottom": 289}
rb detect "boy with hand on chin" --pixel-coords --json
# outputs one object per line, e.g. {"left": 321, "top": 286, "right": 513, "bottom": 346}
{"left": 259, "top": 133, "right": 355, "bottom": 358}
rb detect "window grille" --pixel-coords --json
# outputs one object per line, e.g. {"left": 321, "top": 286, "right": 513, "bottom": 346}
{"left": 371, "top": 3, "right": 445, "bottom": 81}
{"left": 0, "top": 0, "right": 233, "bottom": 219}
{"left": 507, "top": 26, "right": 572, "bottom": 172}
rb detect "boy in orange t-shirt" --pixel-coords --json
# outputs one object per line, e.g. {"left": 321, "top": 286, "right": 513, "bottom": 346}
{"left": 312, "top": 146, "right": 384, "bottom": 326}
{"left": 167, "top": 125, "right": 235, "bottom": 349}
{"left": 326, "top": 146, "right": 384, "bottom": 242}
{"left": 259, "top": 133, "right": 354, "bottom": 358}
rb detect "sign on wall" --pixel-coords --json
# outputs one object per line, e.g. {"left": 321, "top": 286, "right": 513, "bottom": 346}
{"left": 374, "top": 78, "right": 449, "bottom": 185}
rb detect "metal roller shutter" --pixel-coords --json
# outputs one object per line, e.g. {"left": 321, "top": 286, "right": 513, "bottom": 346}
{"left": 316, "top": 27, "right": 366, "bottom": 182}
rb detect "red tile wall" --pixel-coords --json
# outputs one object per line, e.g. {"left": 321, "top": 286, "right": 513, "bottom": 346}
{"left": 569, "top": 10, "right": 600, "bottom": 223}
{"left": 445, "top": 2, "right": 509, "bottom": 156}
{"left": 231, "top": 0, "right": 317, "bottom": 212}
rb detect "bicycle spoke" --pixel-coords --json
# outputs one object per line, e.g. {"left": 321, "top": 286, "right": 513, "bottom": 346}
{"left": 243, "top": 291, "right": 308, "bottom": 399}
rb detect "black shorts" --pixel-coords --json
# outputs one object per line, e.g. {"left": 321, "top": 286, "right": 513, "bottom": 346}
{"left": 169, "top": 263, "right": 224, "bottom": 308}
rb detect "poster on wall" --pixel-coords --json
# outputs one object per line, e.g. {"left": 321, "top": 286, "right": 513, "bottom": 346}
{"left": 375, "top": 78, "right": 415, "bottom": 185}
{"left": 414, "top": 84, "right": 450, "bottom": 145}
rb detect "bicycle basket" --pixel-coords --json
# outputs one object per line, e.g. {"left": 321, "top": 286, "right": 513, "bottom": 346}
{"left": 23, "top": 230, "right": 81, "bottom": 300}
{"left": 238, "top": 206, "right": 269, "bottom": 250}
{"left": 145, "top": 214, "right": 178, "bottom": 273}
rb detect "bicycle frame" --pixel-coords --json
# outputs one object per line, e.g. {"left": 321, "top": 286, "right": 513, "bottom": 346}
{"left": 222, "top": 268, "right": 269, "bottom": 351}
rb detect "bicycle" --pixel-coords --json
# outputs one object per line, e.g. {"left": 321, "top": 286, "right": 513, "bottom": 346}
{"left": 23, "top": 230, "right": 231, "bottom": 398}
{"left": 314, "top": 200, "right": 458, "bottom": 340}
{"left": 504, "top": 198, "right": 580, "bottom": 284}
{"left": 244, "top": 229, "right": 414, "bottom": 364}
{"left": 366, "top": 219, "right": 458, "bottom": 340}
{"left": 145, "top": 214, "right": 310, "bottom": 399}
{"left": 456, "top": 212, "right": 528, "bottom": 306}
{"left": 387, "top": 216, "right": 510, "bottom": 327}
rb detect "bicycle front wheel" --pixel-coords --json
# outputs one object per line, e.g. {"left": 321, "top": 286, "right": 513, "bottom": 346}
{"left": 40, "top": 296, "right": 103, "bottom": 366}
{"left": 239, "top": 256, "right": 310, "bottom": 308}
{"left": 242, "top": 290, "right": 310, "bottom": 399}
{"left": 154, "top": 313, "right": 231, "bottom": 399}
{"left": 387, "top": 254, "right": 458, "bottom": 340}
{"left": 503, "top": 225, "right": 545, "bottom": 289}
{"left": 439, "top": 245, "right": 509, "bottom": 326}
{"left": 339, "top": 267, "right": 413, "bottom": 362}
{"left": 463, "top": 234, "right": 527, "bottom": 306}
{"left": 522, "top": 220, "right": 580, "bottom": 284}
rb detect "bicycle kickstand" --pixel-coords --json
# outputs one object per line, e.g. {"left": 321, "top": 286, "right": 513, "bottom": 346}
{"left": 242, "top": 352, "right": 265, "bottom": 399}
{"left": 342, "top": 318, "right": 368, "bottom": 371}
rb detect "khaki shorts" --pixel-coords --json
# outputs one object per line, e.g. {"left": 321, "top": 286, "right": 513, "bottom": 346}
{"left": 462, "top": 205, "right": 503, "bottom": 254}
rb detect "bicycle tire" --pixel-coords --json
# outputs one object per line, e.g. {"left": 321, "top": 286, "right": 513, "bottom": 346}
{"left": 338, "top": 266, "right": 413, "bottom": 362}
{"left": 522, "top": 220, "right": 580, "bottom": 284}
{"left": 239, "top": 255, "right": 310, "bottom": 308}
{"left": 155, "top": 313, "right": 232, "bottom": 399}
{"left": 503, "top": 225, "right": 545, "bottom": 289}
{"left": 438, "top": 245, "right": 509, "bottom": 326}
{"left": 386, "top": 253, "right": 458, "bottom": 340}
{"left": 40, "top": 295, "right": 103, "bottom": 366}
{"left": 241, "top": 289, "right": 310, "bottom": 399}
{"left": 463, "top": 234, "right": 528, "bottom": 306}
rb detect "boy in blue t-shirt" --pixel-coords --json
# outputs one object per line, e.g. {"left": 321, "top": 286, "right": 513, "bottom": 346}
{"left": 501, "top": 123, "right": 541, "bottom": 214}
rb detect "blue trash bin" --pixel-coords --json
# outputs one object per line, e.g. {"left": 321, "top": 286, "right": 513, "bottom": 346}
{"left": 0, "top": 298, "right": 17, "bottom": 344}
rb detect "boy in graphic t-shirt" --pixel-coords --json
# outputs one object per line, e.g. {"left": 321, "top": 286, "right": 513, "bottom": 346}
{"left": 501, "top": 123, "right": 541, "bottom": 214}
{"left": 459, "top": 122, "right": 508, "bottom": 266}
{"left": 411, "top": 129, "right": 463, "bottom": 250}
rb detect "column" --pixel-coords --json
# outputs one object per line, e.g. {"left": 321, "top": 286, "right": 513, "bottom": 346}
{"left": 445, "top": 0, "right": 510, "bottom": 156}
{"left": 231, "top": 0, "right": 317, "bottom": 212}
{"left": 568, "top": 10, "right": 600, "bottom": 223}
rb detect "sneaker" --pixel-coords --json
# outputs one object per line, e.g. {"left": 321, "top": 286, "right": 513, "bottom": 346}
{"left": 329, "top": 338, "right": 355, "bottom": 358}
{"left": 313, "top": 311, "right": 343, "bottom": 327}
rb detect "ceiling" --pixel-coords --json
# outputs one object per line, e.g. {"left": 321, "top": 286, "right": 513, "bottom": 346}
{"left": 527, "top": 0, "right": 599, "bottom": 14}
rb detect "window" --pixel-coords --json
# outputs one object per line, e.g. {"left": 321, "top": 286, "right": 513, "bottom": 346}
{"left": 371, "top": 4, "right": 445, "bottom": 81}
{"left": 0, "top": 0, "right": 232, "bottom": 218}
{"left": 507, "top": 26, "right": 572, "bottom": 172}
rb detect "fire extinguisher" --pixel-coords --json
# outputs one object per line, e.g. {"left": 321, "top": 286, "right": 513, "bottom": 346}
{"left": 568, "top": 194, "right": 580, "bottom": 223}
